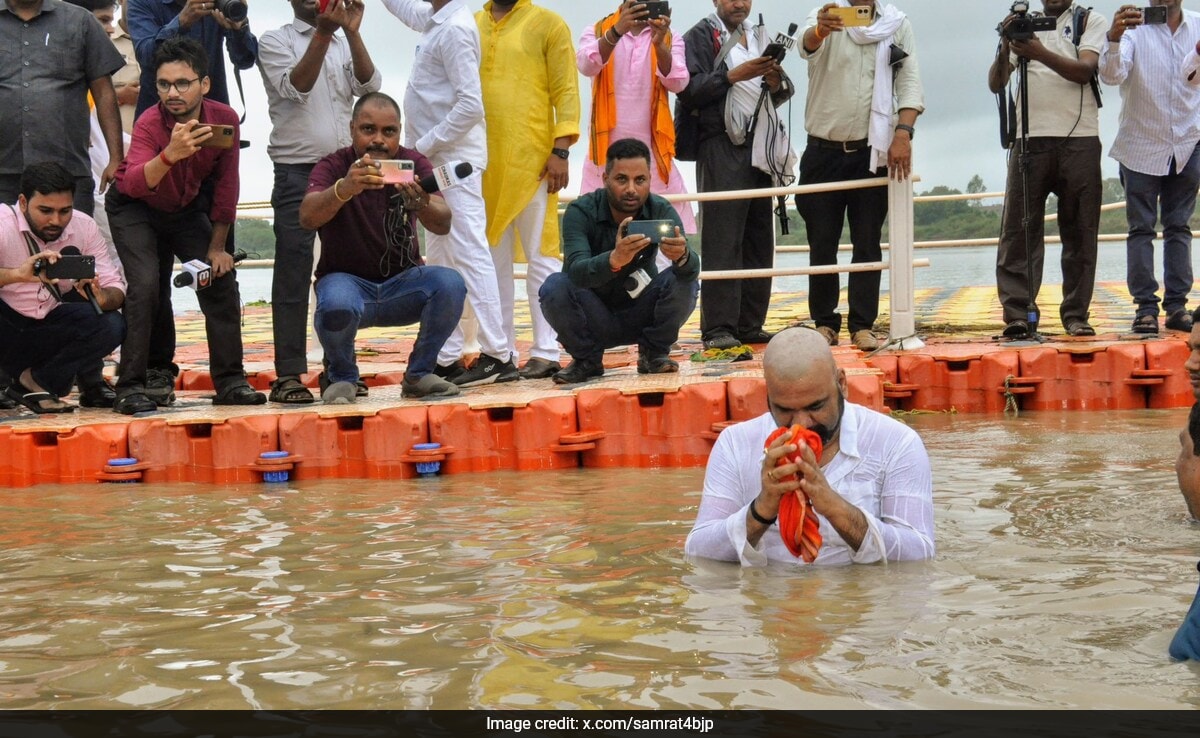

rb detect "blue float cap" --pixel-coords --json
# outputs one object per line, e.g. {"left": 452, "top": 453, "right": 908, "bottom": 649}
{"left": 412, "top": 442, "right": 441, "bottom": 451}
{"left": 260, "top": 451, "right": 290, "bottom": 459}
{"left": 107, "top": 457, "right": 139, "bottom": 467}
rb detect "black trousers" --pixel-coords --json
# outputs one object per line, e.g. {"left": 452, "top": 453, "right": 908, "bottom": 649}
{"left": 0, "top": 300, "right": 124, "bottom": 398}
{"left": 695, "top": 134, "right": 775, "bottom": 340}
{"left": 106, "top": 190, "right": 248, "bottom": 395}
{"left": 795, "top": 144, "right": 888, "bottom": 335}
{"left": 997, "top": 136, "right": 1101, "bottom": 327}
{"left": 269, "top": 162, "right": 317, "bottom": 378}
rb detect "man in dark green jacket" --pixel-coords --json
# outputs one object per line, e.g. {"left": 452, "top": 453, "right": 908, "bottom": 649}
{"left": 539, "top": 138, "right": 700, "bottom": 385}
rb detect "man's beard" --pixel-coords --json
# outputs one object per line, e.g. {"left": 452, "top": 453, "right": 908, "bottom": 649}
{"left": 809, "top": 388, "right": 846, "bottom": 446}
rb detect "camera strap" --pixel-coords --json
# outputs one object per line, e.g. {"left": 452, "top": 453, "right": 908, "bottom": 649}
{"left": 9, "top": 205, "right": 62, "bottom": 302}
{"left": 1071, "top": 5, "right": 1103, "bottom": 109}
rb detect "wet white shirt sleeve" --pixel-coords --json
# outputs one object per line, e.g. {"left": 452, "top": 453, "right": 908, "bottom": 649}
{"left": 684, "top": 408, "right": 935, "bottom": 567}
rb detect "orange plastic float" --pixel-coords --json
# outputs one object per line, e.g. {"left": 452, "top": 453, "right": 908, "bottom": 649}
{"left": 764, "top": 424, "right": 824, "bottom": 563}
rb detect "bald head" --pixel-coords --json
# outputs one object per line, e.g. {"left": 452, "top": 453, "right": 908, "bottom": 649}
{"left": 763, "top": 327, "right": 839, "bottom": 386}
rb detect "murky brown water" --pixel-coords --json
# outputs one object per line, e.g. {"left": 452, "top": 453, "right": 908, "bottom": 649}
{"left": 0, "top": 408, "right": 1198, "bottom": 709}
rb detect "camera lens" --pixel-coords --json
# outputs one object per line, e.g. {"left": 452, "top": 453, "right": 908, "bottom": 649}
{"left": 215, "top": 0, "right": 247, "bottom": 22}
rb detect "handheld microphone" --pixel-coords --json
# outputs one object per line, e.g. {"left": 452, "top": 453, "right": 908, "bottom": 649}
{"left": 58, "top": 245, "right": 103, "bottom": 315}
{"left": 418, "top": 162, "right": 474, "bottom": 194}
{"left": 173, "top": 249, "right": 247, "bottom": 290}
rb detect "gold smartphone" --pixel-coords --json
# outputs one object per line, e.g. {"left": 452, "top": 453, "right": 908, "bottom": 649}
{"left": 829, "top": 5, "right": 874, "bottom": 26}
{"left": 197, "top": 123, "right": 236, "bottom": 149}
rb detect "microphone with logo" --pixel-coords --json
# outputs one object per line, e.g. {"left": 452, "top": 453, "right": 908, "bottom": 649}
{"left": 417, "top": 162, "right": 473, "bottom": 194}
{"left": 762, "top": 22, "right": 799, "bottom": 64}
{"left": 57, "top": 245, "right": 103, "bottom": 316}
{"left": 174, "top": 249, "right": 248, "bottom": 290}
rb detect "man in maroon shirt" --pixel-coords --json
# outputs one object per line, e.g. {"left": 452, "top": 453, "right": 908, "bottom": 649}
{"left": 299, "top": 92, "right": 465, "bottom": 401}
{"left": 105, "top": 37, "right": 264, "bottom": 414}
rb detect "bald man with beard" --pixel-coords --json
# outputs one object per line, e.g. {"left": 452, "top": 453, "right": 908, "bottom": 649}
{"left": 685, "top": 327, "right": 935, "bottom": 566}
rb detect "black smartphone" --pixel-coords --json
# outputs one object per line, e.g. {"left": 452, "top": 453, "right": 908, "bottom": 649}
{"left": 626, "top": 219, "right": 676, "bottom": 244}
{"left": 762, "top": 42, "right": 788, "bottom": 63}
{"left": 43, "top": 254, "right": 95, "bottom": 280}
{"left": 1142, "top": 5, "right": 1167, "bottom": 24}
{"left": 641, "top": 1, "right": 669, "bottom": 20}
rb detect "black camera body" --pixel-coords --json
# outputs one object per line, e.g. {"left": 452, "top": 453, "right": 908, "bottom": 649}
{"left": 1000, "top": 0, "right": 1056, "bottom": 41}
{"left": 215, "top": 0, "right": 247, "bottom": 23}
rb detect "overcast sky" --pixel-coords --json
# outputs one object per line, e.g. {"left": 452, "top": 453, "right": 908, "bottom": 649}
{"left": 227, "top": 1, "right": 1127, "bottom": 206}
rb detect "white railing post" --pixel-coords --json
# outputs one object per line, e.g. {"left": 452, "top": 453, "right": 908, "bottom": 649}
{"left": 887, "top": 176, "right": 924, "bottom": 350}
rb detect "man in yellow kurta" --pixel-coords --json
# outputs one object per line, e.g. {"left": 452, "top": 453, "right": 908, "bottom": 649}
{"left": 476, "top": 0, "right": 580, "bottom": 380}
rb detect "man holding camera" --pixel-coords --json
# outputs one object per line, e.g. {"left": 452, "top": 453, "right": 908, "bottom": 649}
{"left": 679, "top": 0, "right": 793, "bottom": 352}
{"left": 257, "top": 0, "right": 380, "bottom": 404}
{"left": 539, "top": 138, "right": 699, "bottom": 385}
{"left": 106, "top": 38, "right": 264, "bottom": 414}
{"left": 1100, "top": 2, "right": 1200, "bottom": 335}
{"left": 298, "top": 93, "right": 466, "bottom": 401}
{"left": 797, "top": 1, "right": 922, "bottom": 352}
{"left": 0, "top": 163, "right": 126, "bottom": 414}
{"left": 988, "top": 0, "right": 1107, "bottom": 339}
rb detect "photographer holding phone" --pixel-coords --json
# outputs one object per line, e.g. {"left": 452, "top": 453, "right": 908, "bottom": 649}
{"left": 106, "top": 38, "right": 264, "bottom": 414}
{"left": 539, "top": 138, "right": 699, "bottom": 385}
{"left": 577, "top": 0, "right": 697, "bottom": 237}
{"left": 1100, "top": 1, "right": 1200, "bottom": 336}
{"left": 0, "top": 163, "right": 125, "bottom": 414}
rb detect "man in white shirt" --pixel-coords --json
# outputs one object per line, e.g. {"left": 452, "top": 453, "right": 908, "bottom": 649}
{"left": 685, "top": 327, "right": 935, "bottom": 566}
{"left": 988, "top": 1, "right": 1108, "bottom": 339}
{"left": 1100, "top": 1, "right": 1200, "bottom": 335}
{"left": 257, "top": 0, "right": 380, "bottom": 404}
{"left": 381, "top": 0, "right": 517, "bottom": 387}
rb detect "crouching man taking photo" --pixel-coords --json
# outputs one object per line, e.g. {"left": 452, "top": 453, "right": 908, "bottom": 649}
{"left": 539, "top": 138, "right": 699, "bottom": 385}
{"left": 0, "top": 162, "right": 126, "bottom": 414}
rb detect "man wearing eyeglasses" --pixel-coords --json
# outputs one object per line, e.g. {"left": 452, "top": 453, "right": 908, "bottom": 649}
{"left": 298, "top": 92, "right": 466, "bottom": 402}
{"left": 105, "top": 37, "right": 264, "bottom": 414}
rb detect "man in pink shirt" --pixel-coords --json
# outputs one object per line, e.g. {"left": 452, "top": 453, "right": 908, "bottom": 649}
{"left": 576, "top": 0, "right": 695, "bottom": 236}
{"left": 0, "top": 162, "right": 126, "bottom": 413}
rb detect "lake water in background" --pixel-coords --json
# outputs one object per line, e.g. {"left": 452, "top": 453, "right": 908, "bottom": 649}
{"left": 2, "top": 410, "right": 1198, "bottom": 709}
{"left": 172, "top": 243, "right": 1133, "bottom": 315}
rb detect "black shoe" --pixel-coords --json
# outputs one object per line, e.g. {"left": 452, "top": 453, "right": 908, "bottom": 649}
{"left": 518, "top": 357, "right": 562, "bottom": 380}
{"left": 144, "top": 367, "right": 177, "bottom": 406}
{"left": 637, "top": 355, "right": 680, "bottom": 374}
{"left": 78, "top": 377, "right": 117, "bottom": 408}
{"left": 1002, "top": 320, "right": 1030, "bottom": 339}
{"left": 1167, "top": 310, "right": 1194, "bottom": 333}
{"left": 114, "top": 391, "right": 157, "bottom": 416}
{"left": 453, "top": 353, "right": 520, "bottom": 387}
{"left": 736, "top": 329, "right": 774, "bottom": 345}
{"left": 703, "top": 332, "right": 740, "bottom": 350}
{"left": 552, "top": 359, "right": 605, "bottom": 385}
{"left": 434, "top": 359, "right": 467, "bottom": 383}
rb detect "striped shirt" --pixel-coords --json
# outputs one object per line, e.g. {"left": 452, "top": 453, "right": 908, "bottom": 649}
{"left": 1099, "top": 10, "right": 1200, "bottom": 176}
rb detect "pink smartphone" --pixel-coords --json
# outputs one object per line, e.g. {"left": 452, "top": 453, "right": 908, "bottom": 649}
{"left": 378, "top": 159, "right": 415, "bottom": 185}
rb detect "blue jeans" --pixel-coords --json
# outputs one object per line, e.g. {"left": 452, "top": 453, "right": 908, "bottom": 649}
{"left": 314, "top": 267, "right": 466, "bottom": 384}
{"left": 539, "top": 270, "right": 699, "bottom": 362}
{"left": 1120, "top": 144, "right": 1200, "bottom": 317}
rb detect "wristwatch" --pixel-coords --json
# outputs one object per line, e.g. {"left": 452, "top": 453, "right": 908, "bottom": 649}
{"left": 551, "top": 147, "right": 570, "bottom": 160}
{"left": 895, "top": 123, "right": 915, "bottom": 140}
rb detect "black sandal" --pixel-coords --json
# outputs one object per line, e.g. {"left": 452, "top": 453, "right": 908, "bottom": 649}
{"left": 268, "top": 376, "right": 314, "bottom": 404}
{"left": 6, "top": 380, "right": 75, "bottom": 414}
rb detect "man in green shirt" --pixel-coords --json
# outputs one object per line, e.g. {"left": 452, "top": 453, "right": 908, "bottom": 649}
{"left": 539, "top": 138, "right": 700, "bottom": 385}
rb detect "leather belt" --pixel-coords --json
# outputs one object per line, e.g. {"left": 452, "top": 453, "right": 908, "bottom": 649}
{"left": 807, "top": 135, "right": 869, "bottom": 153}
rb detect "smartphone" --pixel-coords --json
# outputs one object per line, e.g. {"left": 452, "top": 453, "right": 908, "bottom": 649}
{"left": 378, "top": 159, "right": 415, "bottom": 185}
{"left": 43, "top": 254, "right": 96, "bottom": 280}
{"left": 1142, "top": 5, "right": 1167, "bottom": 24}
{"left": 626, "top": 219, "right": 676, "bottom": 244}
{"left": 316, "top": 0, "right": 339, "bottom": 12}
{"left": 641, "top": 1, "right": 669, "bottom": 20}
{"left": 762, "top": 42, "right": 789, "bottom": 63}
{"left": 197, "top": 123, "right": 236, "bottom": 149}
{"left": 829, "top": 5, "right": 874, "bottom": 26}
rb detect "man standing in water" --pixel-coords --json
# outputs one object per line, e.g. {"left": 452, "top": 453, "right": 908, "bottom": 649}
{"left": 685, "top": 327, "right": 935, "bottom": 566}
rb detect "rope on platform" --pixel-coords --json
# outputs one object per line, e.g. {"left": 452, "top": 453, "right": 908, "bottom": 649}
{"left": 867, "top": 332, "right": 921, "bottom": 357}
{"left": 1002, "top": 375, "right": 1019, "bottom": 417}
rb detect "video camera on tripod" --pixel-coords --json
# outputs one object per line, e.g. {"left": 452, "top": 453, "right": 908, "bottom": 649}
{"left": 998, "top": 0, "right": 1056, "bottom": 41}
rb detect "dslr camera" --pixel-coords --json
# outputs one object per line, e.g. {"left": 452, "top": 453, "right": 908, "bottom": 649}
{"left": 215, "top": 0, "right": 247, "bottom": 23}
{"left": 998, "top": 0, "right": 1055, "bottom": 41}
